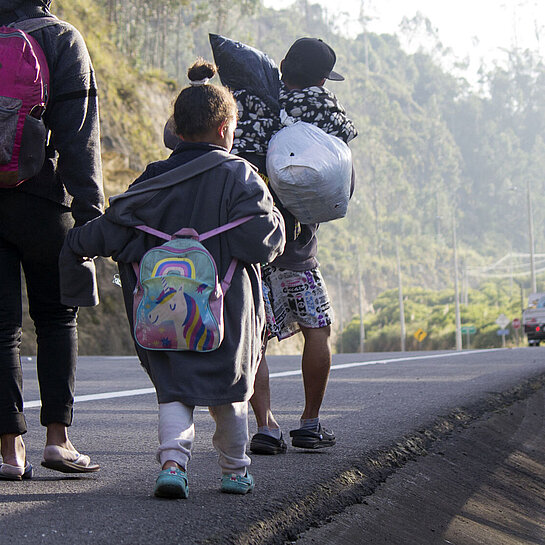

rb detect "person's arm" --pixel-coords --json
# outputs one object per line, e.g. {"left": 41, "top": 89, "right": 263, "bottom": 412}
{"left": 64, "top": 213, "right": 134, "bottom": 261}
{"left": 224, "top": 163, "right": 286, "bottom": 264}
{"left": 45, "top": 23, "right": 104, "bottom": 226}
{"left": 59, "top": 213, "right": 135, "bottom": 307}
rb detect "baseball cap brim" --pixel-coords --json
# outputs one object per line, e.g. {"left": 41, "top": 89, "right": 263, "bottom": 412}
{"left": 327, "top": 70, "right": 344, "bottom": 81}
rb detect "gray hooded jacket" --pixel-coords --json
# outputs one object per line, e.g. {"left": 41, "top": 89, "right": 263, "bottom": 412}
{"left": 60, "top": 149, "right": 285, "bottom": 406}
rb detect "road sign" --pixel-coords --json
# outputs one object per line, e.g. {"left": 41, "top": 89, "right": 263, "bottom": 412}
{"left": 414, "top": 328, "right": 427, "bottom": 342}
{"left": 495, "top": 313, "right": 510, "bottom": 329}
{"left": 497, "top": 328, "right": 510, "bottom": 336}
{"left": 512, "top": 318, "right": 521, "bottom": 329}
{"left": 461, "top": 325, "right": 476, "bottom": 334}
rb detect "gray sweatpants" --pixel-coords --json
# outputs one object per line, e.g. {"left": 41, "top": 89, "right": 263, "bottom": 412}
{"left": 156, "top": 401, "right": 251, "bottom": 475}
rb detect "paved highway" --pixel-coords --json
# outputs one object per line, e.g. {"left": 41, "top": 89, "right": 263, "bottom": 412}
{"left": 2, "top": 348, "right": 545, "bottom": 544}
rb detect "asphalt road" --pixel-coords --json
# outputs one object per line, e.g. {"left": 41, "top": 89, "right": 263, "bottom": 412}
{"left": 2, "top": 348, "right": 545, "bottom": 544}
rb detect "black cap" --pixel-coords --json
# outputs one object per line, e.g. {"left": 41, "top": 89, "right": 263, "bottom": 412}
{"left": 283, "top": 37, "right": 344, "bottom": 82}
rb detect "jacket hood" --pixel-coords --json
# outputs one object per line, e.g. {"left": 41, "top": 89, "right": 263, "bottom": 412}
{"left": 108, "top": 151, "right": 236, "bottom": 226}
{"left": 0, "top": 0, "right": 51, "bottom": 13}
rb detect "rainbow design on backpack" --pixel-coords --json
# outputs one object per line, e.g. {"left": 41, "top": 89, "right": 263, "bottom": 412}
{"left": 151, "top": 257, "right": 195, "bottom": 278}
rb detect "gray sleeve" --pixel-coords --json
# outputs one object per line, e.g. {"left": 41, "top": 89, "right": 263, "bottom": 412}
{"left": 64, "top": 214, "right": 134, "bottom": 260}
{"left": 60, "top": 214, "right": 137, "bottom": 306}
{"left": 44, "top": 22, "right": 104, "bottom": 226}
{"left": 58, "top": 243, "right": 99, "bottom": 307}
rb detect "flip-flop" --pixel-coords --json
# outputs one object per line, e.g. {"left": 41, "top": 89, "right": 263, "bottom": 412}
{"left": 0, "top": 461, "right": 33, "bottom": 481}
{"left": 41, "top": 445, "right": 100, "bottom": 474}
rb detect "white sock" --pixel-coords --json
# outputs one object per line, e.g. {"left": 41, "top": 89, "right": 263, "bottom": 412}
{"left": 257, "top": 426, "right": 282, "bottom": 440}
{"left": 300, "top": 417, "right": 319, "bottom": 431}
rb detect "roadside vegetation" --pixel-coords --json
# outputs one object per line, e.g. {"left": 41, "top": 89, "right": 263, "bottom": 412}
{"left": 339, "top": 281, "right": 526, "bottom": 352}
{"left": 20, "top": 0, "right": 544, "bottom": 355}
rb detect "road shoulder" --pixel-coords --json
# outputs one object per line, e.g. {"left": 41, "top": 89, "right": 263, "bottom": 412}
{"left": 295, "top": 387, "right": 545, "bottom": 545}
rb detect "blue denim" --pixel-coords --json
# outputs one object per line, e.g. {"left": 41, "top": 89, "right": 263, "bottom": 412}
{"left": 0, "top": 190, "right": 77, "bottom": 435}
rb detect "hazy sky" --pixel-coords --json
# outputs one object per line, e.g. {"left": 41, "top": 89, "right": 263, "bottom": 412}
{"left": 263, "top": 0, "right": 545, "bottom": 68}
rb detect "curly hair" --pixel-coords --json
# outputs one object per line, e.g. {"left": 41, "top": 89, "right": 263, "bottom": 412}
{"left": 173, "top": 59, "right": 237, "bottom": 139}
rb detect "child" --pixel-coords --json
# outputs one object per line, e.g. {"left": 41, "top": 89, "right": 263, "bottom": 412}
{"left": 59, "top": 60, "right": 285, "bottom": 498}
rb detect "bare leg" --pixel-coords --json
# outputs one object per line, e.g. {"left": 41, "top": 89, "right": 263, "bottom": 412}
{"left": 42, "top": 423, "right": 100, "bottom": 472}
{"left": 162, "top": 460, "right": 183, "bottom": 470}
{"left": 0, "top": 433, "right": 25, "bottom": 467}
{"left": 299, "top": 325, "right": 332, "bottom": 420}
{"left": 46, "top": 422, "right": 73, "bottom": 449}
{"left": 249, "top": 354, "right": 280, "bottom": 429}
{"left": 248, "top": 349, "right": 287, "bottom": 454}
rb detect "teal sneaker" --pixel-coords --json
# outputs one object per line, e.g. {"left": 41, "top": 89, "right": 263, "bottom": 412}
{"left": 221, "top": 471, "right": 255, "bottom": 495}
{"left": 154, "top": 467, "right": 189, "bottom": 499}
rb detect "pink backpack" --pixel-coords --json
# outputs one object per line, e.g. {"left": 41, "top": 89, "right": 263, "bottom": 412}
{"left": 0, "top": 16, "right": 57, "bottom": 188}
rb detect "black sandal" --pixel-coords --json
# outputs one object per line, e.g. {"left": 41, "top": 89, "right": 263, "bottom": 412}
{"left": 290, "top": 424, "right": 336, "bottom": 449}
{"left": 249, "top": 432, "right": 287, "bottom": 455}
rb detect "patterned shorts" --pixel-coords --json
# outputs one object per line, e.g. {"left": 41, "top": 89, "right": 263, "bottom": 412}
{"left": 261, "top": 264, "right": 333, "bottom": 341}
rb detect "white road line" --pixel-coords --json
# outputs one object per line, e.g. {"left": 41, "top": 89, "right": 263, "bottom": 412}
{"left": 268, "top": 349, "right": 498, "bottom": 377}
{"left": 23, "top": 349, "right": 498, "bottom": 407}
{"left": 24, "top": 388, "right": 156, "bottom": 408}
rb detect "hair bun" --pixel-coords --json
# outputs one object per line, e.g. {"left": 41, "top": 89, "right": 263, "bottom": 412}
{"left": 187, "top": 59, "right": 216, "bottom": 82}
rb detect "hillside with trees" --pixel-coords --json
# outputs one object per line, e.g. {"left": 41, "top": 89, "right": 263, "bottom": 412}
{"left": 22, "top": 0, "right": 545, "bottom": 355}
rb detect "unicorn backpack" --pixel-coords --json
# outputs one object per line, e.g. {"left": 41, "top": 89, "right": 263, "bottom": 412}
{"left": 132, "top": 216, "right": 252, "bottom": 352}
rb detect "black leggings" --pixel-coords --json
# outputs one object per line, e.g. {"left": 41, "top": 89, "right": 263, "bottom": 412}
{"left": 0, "top": 191, "right": 77, "bottom": 435}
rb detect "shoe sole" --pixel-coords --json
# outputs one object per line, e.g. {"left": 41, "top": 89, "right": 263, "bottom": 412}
{"left": 41, "top": 460, "right": 100, "bottom": 473}
{"left": 0, "top": 463, "right": 33, "bottom": 481}
{"left": 291, "top": 438, "right": 336, "bottom": 449}
{"left": 0, "top": 472, "right": 23, "bottom": 481}
{"left": 249, "top": 438, "right": 287, "bottom": 455}
{"left": 154, "top": 483, "right": 189, "bottom": 499}
{"left": 221, "top": 483, "right": 254, "bottom": 494}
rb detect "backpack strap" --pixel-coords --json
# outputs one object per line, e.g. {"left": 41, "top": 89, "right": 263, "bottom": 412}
{"left": 172, "top": 216, "right": 254, "bottom": 293}
{"left": 133, "top": 216, "right": 254, "bottom": 293}
{"left": 133, "top": 225, "right": 173, "bottom": 241}
{"left": 9, "top": 15, "right": 60, "bottom": 33}
{"left": 173, "top": 215, "right": 253, "bottom": 240}
{"left": 221, "top": 259, "right": 239, "bottom": 293}
{"left": 135, "top": 215, "right": 253, "bottom": 242}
